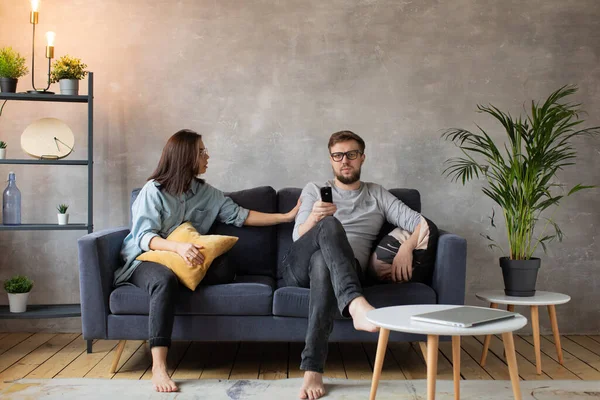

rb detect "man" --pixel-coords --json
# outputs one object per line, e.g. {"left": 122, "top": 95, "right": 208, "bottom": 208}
{"left": 281, "top": 130, "right": 429, "bottom": 400}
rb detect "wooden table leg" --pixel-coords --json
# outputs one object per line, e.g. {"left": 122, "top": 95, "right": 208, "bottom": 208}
{"left": 427, "top": 335, "right": 439, "bottom": 400}
{"left": 110, "top": 340, "right": 127, "bottom": 374}
{"left": 419, "top": 341, "right": 428, "bottom": 364}
{"left": 452, "top": 336, "right": 460, "bottom": 400}
{"left": 507, "top": 304, "right": 515, "bottom": 312}
{"left": 480, "top": 302, "right": 498, "bottom": 366}
{"left": 530, "top": 305, "right": 542, "bottom": 374}
{"left": 369, "top": 328, "right": 390, "bottom": 400}
{"left": 501, "top": 332, "right": 522, "bottom": 400}
{"left": 547, "top": 305, "right": 564, "bottom": 365}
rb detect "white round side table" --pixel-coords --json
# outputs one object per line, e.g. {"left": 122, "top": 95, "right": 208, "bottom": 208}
{"left": 367, "top": 304, "right": 527, "bottom": 400}
{"left": 476, "top": 290, "right": 571, "bottom": 375}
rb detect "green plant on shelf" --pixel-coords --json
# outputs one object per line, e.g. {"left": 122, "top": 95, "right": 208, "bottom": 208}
{"left": 0, "top": 141, "right": 6, "bottom": 149}
{"left": 4, "top": 275, "right": 34, "bottom": 294}
{"left": 50, "top": 55, "right": 88, "bottom": 83}
{"left": 0, "top": 47, "right": 29, "bottom": 79}
{"left": 57, "top": 204, "right": 69, "bottom": 214}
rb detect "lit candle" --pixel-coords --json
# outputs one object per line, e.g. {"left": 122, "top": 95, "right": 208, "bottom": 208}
{"left": 46, "top": 31, "right": 55, "bottom": 59}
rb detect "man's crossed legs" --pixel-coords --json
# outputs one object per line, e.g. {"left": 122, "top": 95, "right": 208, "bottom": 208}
{"left": 282, "top": 217, "right": 377, "bottom": 399}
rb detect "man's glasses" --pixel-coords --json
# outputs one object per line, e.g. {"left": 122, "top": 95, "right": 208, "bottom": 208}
{"left": 199, "top": 148, "right": 209, "bottom": 157}
{"left": 330, "top": 150, "right": 363, "bottom": 162}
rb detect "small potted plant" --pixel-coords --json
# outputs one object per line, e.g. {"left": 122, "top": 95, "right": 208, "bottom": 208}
{"left": 57, "top": 203, "right": 69, "bottom": 225}
{"left": 4, "top": 275, "right": 34, "bottom": 313}
{"left": 0, "top": 141, "right": 6, "bottom": 159}
{"left": 0, "top": 47, "right": 29, "bottom": 93}
{"left": 50, "top": 55, "right": 88, "bottom": 95}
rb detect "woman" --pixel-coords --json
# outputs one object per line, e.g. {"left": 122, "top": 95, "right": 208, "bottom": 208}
{"left": 116, "top": 129, "right": 299, "bottom": 393}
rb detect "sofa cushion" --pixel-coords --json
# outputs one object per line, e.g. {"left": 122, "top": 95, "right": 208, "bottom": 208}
{"left": 131, "top": 186, "right": 278, "bottom": 278}
{"left": 110, "top": 275, "right": 275, "bottom": 316}
{"left": 276, "top": 187, "right": 422, "bottom": 280}
{"left": 272, "top": 282, "right": 436, "bottom": 318}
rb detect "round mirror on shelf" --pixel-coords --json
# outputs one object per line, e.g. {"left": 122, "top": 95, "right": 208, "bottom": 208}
{"left": 21, "top": 118, "right": 75, "bottom": 159}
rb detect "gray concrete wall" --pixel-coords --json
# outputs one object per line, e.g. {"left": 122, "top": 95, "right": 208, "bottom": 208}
{"left": 0, "top": 0, "right": 598, "bottom": 333}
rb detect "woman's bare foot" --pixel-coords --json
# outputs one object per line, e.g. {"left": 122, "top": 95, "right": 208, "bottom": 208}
{"left": 299, "top": 371, "right": 325, "bottom": 399}
{"left": 348, "top": 296, "right": 379, "bottom": 332}
{"left": 151, "top": 365, "right": 178, "bottom": 393}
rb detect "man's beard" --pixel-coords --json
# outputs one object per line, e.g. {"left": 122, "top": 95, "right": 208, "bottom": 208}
{"left": 334, "top": 166, "right": 361, "bottom": 185}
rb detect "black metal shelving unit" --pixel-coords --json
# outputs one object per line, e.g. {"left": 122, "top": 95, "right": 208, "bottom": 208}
{"left": 0, "top": 72, "right": 94, "bottom": 320}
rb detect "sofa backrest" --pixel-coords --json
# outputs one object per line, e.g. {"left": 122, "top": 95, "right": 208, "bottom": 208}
{"left": 131, "top": 186, "right": 279, "bottom": 278}
{"left": 276, "top": 187, "right": 421, "bottom": 280}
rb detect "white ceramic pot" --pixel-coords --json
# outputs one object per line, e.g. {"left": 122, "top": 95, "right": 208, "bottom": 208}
{"left": 59, "top": 79, "right": 79, "bottom": 95}
{"left": 8, "top": 292, "right": 29, "bottom": 313}
{"left": 57, "top": 213, "right": 69, "bottom": 225}
{"left": 0, "top": 148, "right": 5, "bottom": 159}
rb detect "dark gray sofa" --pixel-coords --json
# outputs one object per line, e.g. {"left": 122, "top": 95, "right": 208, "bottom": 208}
{"left": 78, "top": 186, "right": 467, "bottom": 353}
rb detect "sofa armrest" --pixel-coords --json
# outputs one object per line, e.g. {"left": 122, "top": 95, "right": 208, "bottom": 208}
{"left": 78, "top": 227, "right": 130, "bottom": 340}
{"left": 432, "top": 230, "right": 467, "bottom": 305}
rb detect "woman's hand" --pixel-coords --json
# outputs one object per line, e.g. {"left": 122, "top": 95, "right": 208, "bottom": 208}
{"left": 283, "top": 199, "right": 302, "bottom": 223}
{"left": 176, "top": 243, "right": 205, "bottom": 267}
{"left": 392, "top": 245, "right": 413, "bottom": 282}
{"left": 310, "top": 200, "right": 337, "bottom": 222}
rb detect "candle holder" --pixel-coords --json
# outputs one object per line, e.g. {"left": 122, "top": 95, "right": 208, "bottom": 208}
{"left": 27, "top": 1, "right": 54, "bottom": 94}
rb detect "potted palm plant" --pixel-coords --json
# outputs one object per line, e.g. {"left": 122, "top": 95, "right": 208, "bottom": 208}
{"left": 57, "top": 203, "right": 69, "bottom": 225}
{"left": 0, "top": 47, "right": 28, "bottom": 93}
{"left": 50, "top": 55, "right": 88, "bottom": 95}
{"left": 4, "top": 275, "right": 34, "bottom": 313}
{"left": 443, "top": 85, "right": 599, "bottom": 296}
{"left": 0, "top": 141, "right": 6, "bottom": 159}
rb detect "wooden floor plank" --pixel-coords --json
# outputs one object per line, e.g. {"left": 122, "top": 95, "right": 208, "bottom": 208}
{"left": 55, "top": 340, "right": 118, "bottom": 378}
{"left": 171, "top": 342, "right": 211, "bottom": 380}
{"left": 338, "top": 343, "right": 371, "bottom": 380}
{"left": 567, "top": 336, "right": 600, "bottom": 358}
{"left": 230, "top": 342, "right": 262, "bottom": 380}
{"left": 25, "top": 336, "right": 87, "bottom": 379}
{"left": 388, "top": 342, "right": 426, "bottom": 379}
{"left": 541, "top": 336, "right": 600, "bottom": 377}
{"left": 363, "top": 342, "right": 404, "bottom": 380}
{"left": 259, "top": 342, "right": 288, "bottom": 380}
{"left": 0, "top": 333, "right": 34, "bottom": 356}
{"left": 85, "top": 340, "right": 143, "bottom": 379}
{"left": 0, "top": 333, "right": 78, "bottom": 391}
{"left": 439, "top": 341, "right": 491, "bottom": 380}
{"left": 0, "top": 333, "right": 56, "bottom": 374}
{"left": 200, "top": 342, "right": 238, "bottom": 380}
{"left": 461, "top": 336, "right": 510, "bottom": 380}
{"left": 514, "top": 335, "right": 579, "bottom": 380}
{"left": 113, "top": 342, "right": 151, "bottom": 380}
{"left": 475, "top": 335, "right": 549, "bottom": 381}
{"left": 288, "top": 342, "right": 304, "bottom": 379}
{"left": 324, "top": 343, "right": 347, "bottom": 379}
{"left": 588, "top": 336, "right": 600, "bottom": 348}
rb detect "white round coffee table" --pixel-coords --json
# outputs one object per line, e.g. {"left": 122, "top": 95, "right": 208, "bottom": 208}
{"left": 476, "top": 290, "right": 571, "bottom": 375}
{"left": 367, "top": 304, "right": 527, "bottom": 400}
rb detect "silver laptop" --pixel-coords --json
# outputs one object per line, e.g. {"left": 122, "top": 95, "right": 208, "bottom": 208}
{"left": 411, "top": 306, "right": 517, "bottom": 328}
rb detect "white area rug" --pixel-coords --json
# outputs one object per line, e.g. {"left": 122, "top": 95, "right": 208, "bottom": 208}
{"left": 1, "top": 378, "right": 599, "bottom": 399}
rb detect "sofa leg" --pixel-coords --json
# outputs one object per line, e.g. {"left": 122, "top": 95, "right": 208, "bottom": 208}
{"left": 87, "top": 340, "right": 93, "bottom": 354}
{"left": 418, "top": 342, "right": 428, "bottom": 365}
{"left": 110, "top": 340, "right": 127, "bottom": 374}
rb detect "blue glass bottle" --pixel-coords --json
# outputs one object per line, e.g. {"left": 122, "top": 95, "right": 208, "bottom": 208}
{"left": 3, "top": 172, "right": 21, "bottom": 225}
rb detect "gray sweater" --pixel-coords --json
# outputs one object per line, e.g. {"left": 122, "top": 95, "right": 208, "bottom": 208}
{"left": 293, "top": 181, "right": 422, "bottom": 272}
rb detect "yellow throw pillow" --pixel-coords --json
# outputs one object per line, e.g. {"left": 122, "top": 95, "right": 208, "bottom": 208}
{"left": 136, "top": 222, "right": 238, "bottom": 290}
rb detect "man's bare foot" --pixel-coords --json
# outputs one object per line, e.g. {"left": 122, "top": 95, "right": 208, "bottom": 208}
{"left": 348, "top": 296, "right": 379, "bottom": 332}
{"left": 299, "top": 371, "right": 325, "bottom": 399}
{"left": 152, "top": 365, "right": 178, "bottom": 393}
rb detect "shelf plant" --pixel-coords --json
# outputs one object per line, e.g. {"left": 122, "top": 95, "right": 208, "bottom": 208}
{"left": 4, "top": 275, "right": 34, "bottom": 313}
{"left": 442, "top": 85, "right": 599, "bottom": 296}
{"left": 50, "top": 55, "right": 88, "bottom": 95}
{"left": 0, "top": 47, "right": 28, "bottom": 93}
{"left": 57, "top": 203, "right": 69, "bottom": 225}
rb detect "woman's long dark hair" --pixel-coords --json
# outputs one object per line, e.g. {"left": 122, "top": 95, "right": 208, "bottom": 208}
{"left": 148, "top": 129, "right": 203, "bottom": 196}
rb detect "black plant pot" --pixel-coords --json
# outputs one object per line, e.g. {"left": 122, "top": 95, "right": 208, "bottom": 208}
{"left": 0, "top": 77, "right": 18, "bottom": 93}
{"left": 500, "top": 257, "right": 540, "bottom": 297}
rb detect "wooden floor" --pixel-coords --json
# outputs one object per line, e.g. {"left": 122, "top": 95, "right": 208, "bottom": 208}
{"left": 1, "top": 333, "right": 599, "bottom": 390}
